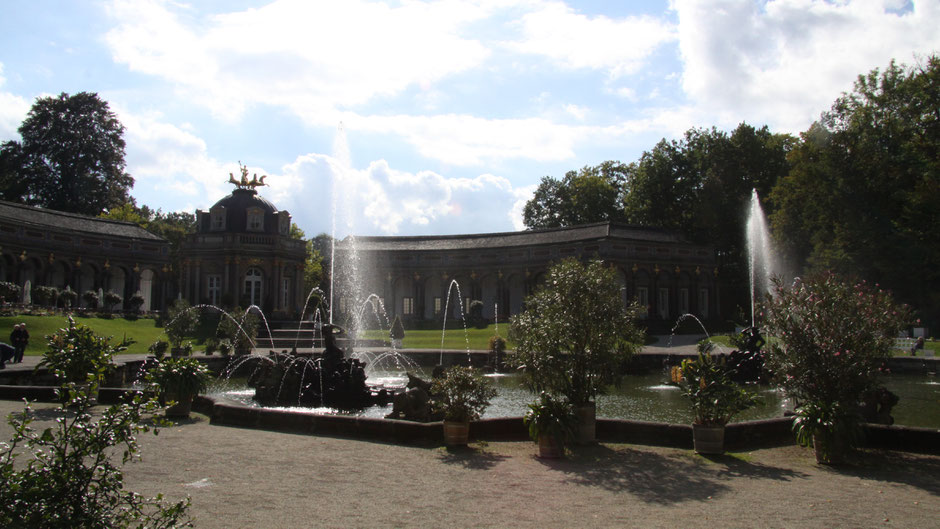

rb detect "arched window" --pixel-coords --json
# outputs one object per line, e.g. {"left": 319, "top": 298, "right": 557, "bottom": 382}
{"left": 244, "top": 267, "right": 263, "bottom": 307}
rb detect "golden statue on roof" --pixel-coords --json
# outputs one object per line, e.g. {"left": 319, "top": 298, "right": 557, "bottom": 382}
{"left": 228, "top": 161, "right": 267, "bottom": 190}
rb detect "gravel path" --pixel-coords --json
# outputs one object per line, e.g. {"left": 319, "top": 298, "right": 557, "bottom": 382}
{"left": 1, "top": 400, "right": 937, "bottom": 529}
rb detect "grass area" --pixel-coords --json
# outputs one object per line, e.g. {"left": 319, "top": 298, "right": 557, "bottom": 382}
{"left": 699, "top": 333, "right": 940, "bottom": 357}
{"left": 0, "top": 313, "right": 216, "bottom": 356}
{"left": 360, "top": 323, "right": 514, "bottom": 350}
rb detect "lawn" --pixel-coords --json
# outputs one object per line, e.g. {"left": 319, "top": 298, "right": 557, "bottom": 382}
{"left": 359, "top": 323, "right": 513, "bottom": 350}
{"left": 0, "top": 313, "right": 216, "bottom": 356}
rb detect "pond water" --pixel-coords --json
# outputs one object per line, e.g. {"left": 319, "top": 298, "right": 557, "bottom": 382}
{"left": 210, "top": 371, "right": 940, "bottom": 429}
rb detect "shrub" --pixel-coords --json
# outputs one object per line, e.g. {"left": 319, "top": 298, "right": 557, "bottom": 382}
{"left": 763, "top": 273, "right": 911, "bottom": 458}
{"left": 215, "top": 307, "right": 259, "bottom": 353}
{"left": 82, "top": 290, "right": 100, "bottom": 309}
{"left": 430, "top": 366, "right": 496, "bottom": 422}
{"left": 146, "top": 356, "right": 212, "bottom": 398}
{"left": 38, "top": 319, "right": 120, "bottom": 385}
{"left": 32, "top": 285, "right": 59, "bottom": 307}
{"left": 389, "top": 315, "right": 405, "bottom": 341}
{"left": 523, "top": 392, "right": 578, "bottom": 446}
{"left": 165, "top": 299, "right": 199, "bottom": 349}
{"left": 509, "top": 258, "right": 645, "bottom": 406}
{"left": 128, "top": 292, "right": 146, "bottom": 313}
{"left": 58, "top": 287, "right": 78, "bottom": 309}
{"left": 149, "top": 340, "right": 169, "bottom": 360}
{"left": 104, "top": 290, "right": 123, "bottom": 312}
{"left": 0, "top": 385, "right": 191, "bottom": 527}
{"left": 763, "top": 273, "right": 911, "bottom": 409}
{"left": 677, "top": 349, "right": 759, "bottom": 426}
{"left": 0, "top": 281, "right": 21, "bottom": 303}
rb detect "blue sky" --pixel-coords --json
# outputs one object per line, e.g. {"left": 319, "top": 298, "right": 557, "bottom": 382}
{"left": 1, "top": 0, "right": 937, "bottom": 238}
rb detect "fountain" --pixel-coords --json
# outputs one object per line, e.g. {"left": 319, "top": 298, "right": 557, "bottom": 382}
{"left": 746, "top": 189, "right": 780, "bottom": 325}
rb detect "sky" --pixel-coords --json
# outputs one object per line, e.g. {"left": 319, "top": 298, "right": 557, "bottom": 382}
{"left": 1, "top": 0, "right": 938, "bottom": 238}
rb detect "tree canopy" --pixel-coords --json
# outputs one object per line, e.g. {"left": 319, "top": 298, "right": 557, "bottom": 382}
{"left": 522, "top": 161, "right": 629, "bottom": 228}
{"left": 0, "top": 92, "right": 133, "bottom": 215}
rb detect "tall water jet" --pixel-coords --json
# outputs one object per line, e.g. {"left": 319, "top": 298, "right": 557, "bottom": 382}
{"left": 745, "top": 189, "right": 779, "bottom": 325}
{"left": 329, "top": 122, "right": 366, "bottom": 330}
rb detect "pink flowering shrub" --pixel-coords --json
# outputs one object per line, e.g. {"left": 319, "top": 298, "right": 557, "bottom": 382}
{"left": 763, "top": 272, "right": 911, "bottom": 409}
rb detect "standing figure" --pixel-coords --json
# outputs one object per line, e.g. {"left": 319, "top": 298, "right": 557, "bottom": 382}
{"left": 15, "top": 322, "right": 28, "bottom": 363}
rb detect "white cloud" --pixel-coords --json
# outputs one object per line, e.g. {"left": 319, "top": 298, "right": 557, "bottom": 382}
{"left": 507, "top": 1, "right": 676, "bottom": 77}
{"left": 673, "top": 0, "right": 940, "bottom": 132}
{"left": 105, "top": 0, "right": 492, "bottom": 121}
{"left": 278, "top": 152, "right": 524, "bottom": 236}
{"left": 0, "top": 64, "right": 31, "bottom": 140}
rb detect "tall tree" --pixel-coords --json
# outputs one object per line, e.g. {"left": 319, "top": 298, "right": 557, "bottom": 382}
{"left": 0, "top": 92, "right": 132, "bottom": 215}
{"left": 522, "top": 161, "right": 628, "bottom": 228}
{"left": 770, "top": 56, "right": 940, "bottom": 326}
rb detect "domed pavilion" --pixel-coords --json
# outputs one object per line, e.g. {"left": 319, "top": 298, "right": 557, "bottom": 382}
{"left": 180, "top": 165, "right": 306, "bottom": 315}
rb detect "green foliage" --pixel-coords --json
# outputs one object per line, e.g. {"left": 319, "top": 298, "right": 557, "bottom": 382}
{"left": 38, "top": 319, "right": 120, "bottom": 384}
{"left": 763, "top": 273, "right": 911, "bottom": 408}
{"left": 31, "top": 285, "right": 59, "bottom": 307}
{"left": 430, "top": 366, "right": 497, "bottom": 422}
{"left": 523, "top": 161, "right": 629, "bottom": 228}
{"left": 128, "top": 292, "right": 145, "bottom": 312}
{"left": 0, "top": 92, "right": 133, "bottom": 214}
{"left": 677, "top": 351, "right": 759, "bottom": 426}
{"left": 104, "top": 291, "right": 122, "bottom": 312}
{"left": 0, "top": 386, "right": 192, "bottom": 527}
{"left": 165, "top": 299, "right": 199, "bottom": 349}
{"left": 791, "top": 401, "right": 861, "bottom": 464}
{"left": 149, "top": 339, "right": 169, "bottom": 359}
{"left": 508, "top": 258, "right": 644, "bottom": 406}
{"left": 145, "top": 357, "right": 212, "bottom": 398}
{"left": 58, "top": 287, "right": 77, "bottom": 308}
{"left": 488, "top": 335, "right": 507, "bottom": 355}
{"left": 215, "top": 307, "right": 259, "bottom": 353}
{"left": 468, "top": 300, "right": 485, "bottom": 328}
{"left": 82, "top": 290, "right": 100, "bottom": 309}
{"left": 770, "top": 55, "right": 940, "bottom": 327}
{"left": 523, "top": 392, "right": 578, "bottom": 446}
{"left": 0, "top": 281, "right": 21, "bottom": 303}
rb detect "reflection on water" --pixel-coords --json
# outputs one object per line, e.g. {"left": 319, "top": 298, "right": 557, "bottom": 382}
{"left": 210, "top": 372, "right": 939, "bottom": 428}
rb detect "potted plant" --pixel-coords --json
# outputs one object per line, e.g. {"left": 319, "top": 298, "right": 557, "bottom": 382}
{"left": 204, "top": 337, "right": 219, "bottom": 356}
{"left": 103, "top": 290, "right": 122, "bottom": 313}
{"left": 165, "top": 299, "right": 199, "bottom": 356}
{"left": 217, "top": 338, "right": 233, "bottom": 357}
{"left": 59, "top": 286, "right": 78, "bottom": 309}
{"left": 763, "top": 273, "right": 911, "bottom": 464}
{"left": 677, "top": 346, "right": 760, "bottom": 454}
{"left": 523, "top": 392, "right": 578, "bottom": 458}
{"left": 149, "top": 339, "right": 169, "bottom": 360}
{"left": 509, "top": 258, "right": 645, "bottom": 444}
{"left": 38, "top": 319, "right": 121, "bottom": 402}
{"left": 216, "top": 307, "right": 259, "bottom": 355}
{"left": 431, "top": 366, "right": 497, "bottom": 446}
{"left": 82, "top": 290, "right": 100, "bottom": 309}
{"left": 792, "top": 401, "right": 861, "bottom": 465}
{"left": 128, "top": 292, "right": 146, "bottom": 313}
{"left": 145, "top": 356, "right": 212, "bottom": 418}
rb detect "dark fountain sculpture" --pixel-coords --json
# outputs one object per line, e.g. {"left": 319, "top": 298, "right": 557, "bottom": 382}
{"left": 248, "top": 324, "right": 391, "bottom": 409}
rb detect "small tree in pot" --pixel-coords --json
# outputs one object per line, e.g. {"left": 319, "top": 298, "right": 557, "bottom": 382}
{"left": 523, "top": 392, "right": 578, "bottom": 458}
{"left": 509, "top": 258, "right": 644, "bottom": 444}
{"left": 103, "top": 290, "right": 123, "bottom": 313}
{"left": 145, "top": 357, "right": 212, "bottom": 418}
{"left": 38, "top": 318, "right": 121, "bottom": 402}
{"left": 677, "top": 344, "right": 760, "bottom": 454}
{"left": 165, "top": 299, "right": 199, "bottom": 356}
{"left": 431, "top": 366, "right": 496, "bottom": 446}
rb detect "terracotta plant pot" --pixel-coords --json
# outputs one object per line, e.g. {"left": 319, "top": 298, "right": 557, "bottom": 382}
{"left": 443, "top": 421, "right": 470, "bottom": 446}
{"left": 692, "top": 424, "right": 725, "bottom": 454}
{"left": 538, "top": 435, "right": 564, "bottom": 458}
{"left": 574, "top": 402, "right": 596, "bottom": 445}
{"left": 812, "top": 432, "right": 844, "bottom": 465}
{"left": 165, "top": 392, "right": 195, "bottom": 418}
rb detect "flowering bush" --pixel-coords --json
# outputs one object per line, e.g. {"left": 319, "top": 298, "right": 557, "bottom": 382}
{"left": 39, "top": 319, "right": 120, "bottom": 385}
{"left": 677, "top": 350, "right": 760, "bottom": 426}
{"left": 145, "top": 357, "right": 212, "bottom": 399}
{"left": 763, "top": 273, "right": 911, "bottom": 407}
{"left": 431, "top": 366, "right": 496, "bottom": 423}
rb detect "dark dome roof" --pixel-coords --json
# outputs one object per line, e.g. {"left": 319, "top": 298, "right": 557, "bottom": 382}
{"left": 204, "top": 188, "right": 281, "bottom": 234}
